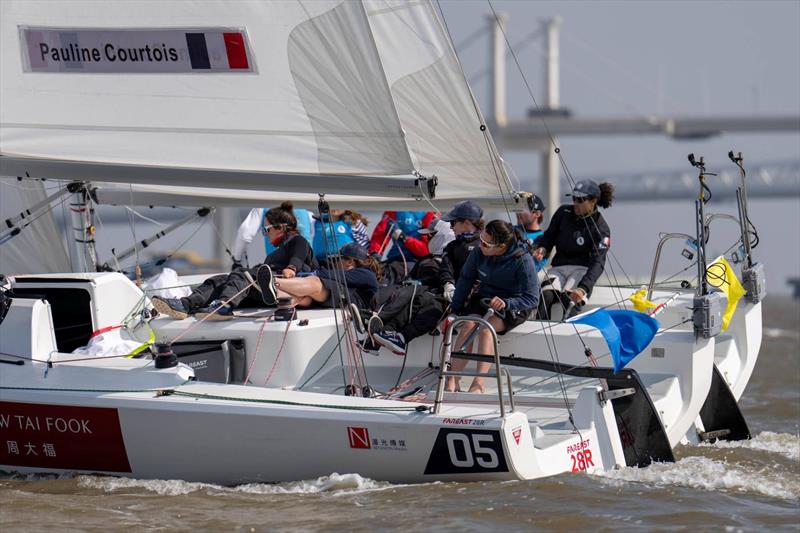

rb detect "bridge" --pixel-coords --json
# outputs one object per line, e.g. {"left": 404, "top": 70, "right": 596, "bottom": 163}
{"left": 477, "top": 15, "right": 800, "bottom": 206}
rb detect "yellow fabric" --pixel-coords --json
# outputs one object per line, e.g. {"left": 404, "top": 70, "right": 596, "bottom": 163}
{"left": 629, "top": 288, "right": 657, "bottom": 313}
{"left": 706, "top": 256, "right": 746, "bottom": 331}
{"left": 127, "top": 328, "right": 155, "bottom": 358}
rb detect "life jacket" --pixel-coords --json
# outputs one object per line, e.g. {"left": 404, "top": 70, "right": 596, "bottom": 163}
{"left": 262, "top": 208, "right": 314, "bottom": 255}
{"left": 384, "top": 211, "right": 429, "bottom": 260}
{"left": 312, "top": 218, "right": 355, "bottom": 260}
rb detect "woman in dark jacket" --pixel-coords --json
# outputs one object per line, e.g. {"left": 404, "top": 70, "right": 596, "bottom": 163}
{"left": 440, "top": 200, "right": 484, "bottom": 302}
{"left": 152, "top": 202, "right": 317, "bottom": 320}
{"left": 447, "top": 220, "right": 539, "bottom": 393}
{"left": 533, "top": 180, "right": 614, "bottom": 319}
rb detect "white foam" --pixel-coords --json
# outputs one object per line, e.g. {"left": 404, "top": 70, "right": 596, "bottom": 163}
{"left": 698, "top": 431, "right": 800, "bottom": 462}
{"left": 597, "top": 456, "right": 799, "bottom": 501}
{"left": 78, "top": 472, "right": 392, "bottom": 496}
{"left": 763, "top": 327, "right": 800, "bottom": 340}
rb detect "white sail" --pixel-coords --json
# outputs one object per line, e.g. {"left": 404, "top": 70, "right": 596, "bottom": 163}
{"left": 365, "top": 0, "right": 514, "bottom": 200}
{"left": 0, "top": 178, "right": 70, "bottom": 274}
{"left": 1, "top": 0, "right": 516, "bottom": 202}
{"left": 0, "top": 0, "right": 416, "bottom": 195}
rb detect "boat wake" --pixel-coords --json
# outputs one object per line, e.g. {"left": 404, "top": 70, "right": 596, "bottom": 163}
{"left": 697, "top": 430, "right": 800, "bottom": 461}
{"left": 596, "top": 432, "right": 800, "bottom": 501}
{"left": 763, "top": 327, "right": 800, "bottom": 340}
{"left": 78, "top": 472, "right": 393, "bottom": 496}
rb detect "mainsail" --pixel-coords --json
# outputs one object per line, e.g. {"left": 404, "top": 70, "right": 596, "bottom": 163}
{"left": 0, "top": 0, "right": 515, "bottom": 203}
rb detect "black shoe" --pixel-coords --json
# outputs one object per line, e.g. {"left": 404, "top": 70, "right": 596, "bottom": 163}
{"left": 360, "top": 336, "right": 380, "bottom": 355}
{"left": 151, "top": 296, "right": 191, "bottom": 320}
{"left": 256, "top": 265, "right": 278, "bottom": 306}
{"left": 195, "top": 300, "right": 235, "bottom": 321}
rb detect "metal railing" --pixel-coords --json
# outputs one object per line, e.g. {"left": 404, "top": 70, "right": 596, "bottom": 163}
{"left": 433, "top": 315, "right": 515, "bottom": 416}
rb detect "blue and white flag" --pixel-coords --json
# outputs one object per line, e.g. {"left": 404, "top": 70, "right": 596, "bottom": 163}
{"left": 569, "top": 308, "right": 660, "bottom": 373}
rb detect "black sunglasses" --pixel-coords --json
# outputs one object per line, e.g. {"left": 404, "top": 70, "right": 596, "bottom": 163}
{"left": 572, "top": 195, "right": 591, "bottom": 204}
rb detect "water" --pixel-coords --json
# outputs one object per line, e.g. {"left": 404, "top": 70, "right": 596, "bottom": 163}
{"left": 2, "top": 297, "right": 798, "bottom": 531}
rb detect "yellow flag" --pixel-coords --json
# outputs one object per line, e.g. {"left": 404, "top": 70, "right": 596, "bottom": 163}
{"left": 706, "top": 256, "right": 746, "bottom": 331}
{"left": 629, "top": 288, "right": 657, "bottom": 313}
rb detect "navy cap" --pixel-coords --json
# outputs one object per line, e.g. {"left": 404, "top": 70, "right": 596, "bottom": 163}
{"left": 530, "top": 194, "right": 546, "bottom": 212}
{"left": 441, "top": 200, "right": 483, "bottom": 222}
{"left": 569, "top": 179, "right": 601, "bottom": 199}
{"left": 338, "top": 242, "right": 368, "bottom": 260}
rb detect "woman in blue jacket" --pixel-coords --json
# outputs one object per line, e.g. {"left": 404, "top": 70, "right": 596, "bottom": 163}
{"left": 447, "top": 220, "right": 539, "bottom": 393}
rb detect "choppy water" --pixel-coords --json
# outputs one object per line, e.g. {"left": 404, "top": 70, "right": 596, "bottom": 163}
{"left": 2, "top": 297, "right": 798, "bottom": 532}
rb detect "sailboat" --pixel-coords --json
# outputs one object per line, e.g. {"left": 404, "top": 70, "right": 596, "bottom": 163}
{"left": 0, "top": 0, "right": 757, "bottom": 483}
{"left": 1, "top": 0, "right": 675, "bottom": 483}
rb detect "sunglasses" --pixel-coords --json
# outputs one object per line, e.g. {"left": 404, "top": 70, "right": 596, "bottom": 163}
{"left": 479, "top": 235, "right": 501, "bottom": 248}
{"left": 260, "top": 224, "right": 277, "bottom": 236}
{"left": 572, "top": 195, "right": 591, "bottom": 204}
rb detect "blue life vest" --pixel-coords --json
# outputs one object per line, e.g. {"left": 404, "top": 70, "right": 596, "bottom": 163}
{"left": 312, "top": 218, "right": 355, "bottom": 259}
{"left": 262, "top": 208, "right": 314, "bottom": 255}
{"left": 384, "top": 211, "right": 427, "bottom": 260}
{"left": 520, "top": 228, "right": 548, "bottom": 271}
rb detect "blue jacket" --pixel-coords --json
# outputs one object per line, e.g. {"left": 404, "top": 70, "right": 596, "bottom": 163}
{"left": 451, "top": 241, "right": 539, "bottom": 312}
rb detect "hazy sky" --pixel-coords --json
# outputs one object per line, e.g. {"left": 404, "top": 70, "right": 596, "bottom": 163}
{"left": 438, "top": 0, "right": 800, "bottom": 179}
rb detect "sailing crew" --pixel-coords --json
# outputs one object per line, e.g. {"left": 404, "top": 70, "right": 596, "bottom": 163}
{"left": 368, "top": 210, "right": 435, "bottom": 263}
{"left": 516, "top": 194, "right": 548, "bottom": 272}
{"left": 447, "top": 220, "right": 539, "bottom": 393}
{"left": 259, "top": 242, "right": 380, "bottom": 310}
{"left": 232, "top": 206, "right": 315, "bottom": 267}
{"left": 312, "top": 209, "right": 370, "bottom": 262}
{"left": 152, "top": 202, "right": 316, "bottom": 320}
{"left": 368, "top": 204, "right": 475, "bottom": 355}
{"left": 533, "top": 179, "right": 614, "bottom": 319}
{"left": 440, "top": 200, "right": 484, "bottom": 302}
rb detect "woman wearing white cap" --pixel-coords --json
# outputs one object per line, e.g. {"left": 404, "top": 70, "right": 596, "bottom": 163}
{"left": 533, "top": 179, "right": 614, "bottom": 319}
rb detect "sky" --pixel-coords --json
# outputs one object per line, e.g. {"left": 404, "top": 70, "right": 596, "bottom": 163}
{"left": 437, "top": 0, "right": 800, "bottom": 179}
{"left": 435, "top": 0, "right": 800, "bottom": 291}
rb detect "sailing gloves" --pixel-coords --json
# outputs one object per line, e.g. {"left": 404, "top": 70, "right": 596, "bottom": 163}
{"left": 443, "top": 282, "right": 456, "bottom": 302}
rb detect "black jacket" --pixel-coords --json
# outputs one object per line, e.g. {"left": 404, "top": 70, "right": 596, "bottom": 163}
{"left": 439, "top": 233, "right": 480, "bottom": 286}
{"left": 265, "top": 233, "right": 317, "bottom": 273}
{"left": 534, "top": 204, "right": 611, "bottom": 295}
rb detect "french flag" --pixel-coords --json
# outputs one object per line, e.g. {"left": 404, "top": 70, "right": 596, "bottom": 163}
{"left": 185, "top": 32, "right": 249, "bottom": 70}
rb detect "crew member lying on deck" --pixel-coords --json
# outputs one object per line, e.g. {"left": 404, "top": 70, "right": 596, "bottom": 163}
{"left": 259, "top": 242, "right": 380, "bottom": 311}
{"left": 151, "top": 202, "right": 316, "bottom": 320}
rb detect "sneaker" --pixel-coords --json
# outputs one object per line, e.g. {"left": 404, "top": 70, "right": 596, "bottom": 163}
{"left": 151, "top": 296, "right": 191, "bottom": 320}
{"left": 348, "top": 303, "right": 366, "bottom": 335}
{"left": 367, "top": 314, "right": 384, "bottom": 338}
{"left": 256, "top": 265, "right": 278, "bottom": 306}
{"left": 360, "top": 336, "right": 380, "bottom": 355}
{"left": 373, "top": 330, "right": 406, "bottom": 356}
{"left": 195, "top": 300, "right": 235, "bottom": 321}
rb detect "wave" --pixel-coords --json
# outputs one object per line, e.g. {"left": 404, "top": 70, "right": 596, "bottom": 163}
{"left": 78, "top": 472, "right": 394, "bottom": 496}
{"left": 698, "top": 431, "right": 800, "bottom": 462}
{"left": 597, "top": 454, "right": 799, "bottom": 501}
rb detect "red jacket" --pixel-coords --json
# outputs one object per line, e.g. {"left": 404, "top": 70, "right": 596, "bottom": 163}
{"left": 368, "top": 211, "right": 435, "bottom": 260}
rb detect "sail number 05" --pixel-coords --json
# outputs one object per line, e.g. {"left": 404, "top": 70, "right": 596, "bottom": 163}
{"left": 446, "top": 432, "right": 499, "bottom": 468}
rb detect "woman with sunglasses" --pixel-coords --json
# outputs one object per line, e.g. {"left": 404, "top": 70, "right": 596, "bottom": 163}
{"left": 532, "top": 179, "right": 614, "bottom": 319}
{"left": 152, "top": 202, "right": 316, "bottom": 320}
{"left": 446, "top": 220, "right": 539, "bottom": 393}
